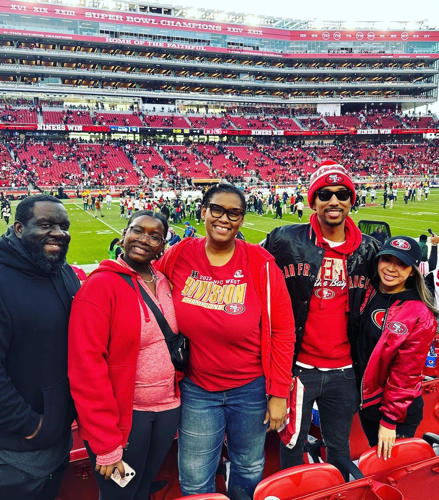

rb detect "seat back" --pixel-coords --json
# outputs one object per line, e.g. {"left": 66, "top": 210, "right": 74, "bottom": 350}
{"left": 358, "top": 437, "right": 435, "bottom": 476}
{"left": 253, "top": 463, "right": 344, "bottom": 500}
{"left": 173, "top": 494, "right": 229, "bottom": 500}
{"left": 296, "top": 478, "right": 404, "bottom": 500}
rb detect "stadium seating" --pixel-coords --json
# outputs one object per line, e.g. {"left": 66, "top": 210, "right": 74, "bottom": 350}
{"left": 253, "top": 463, "right": 345, "bottom": 499}
{"left": 95, "top": 113, "right": 143, "bottom": 127}
{"left": 358, "top": 438, "right": 439, "bottom": 500}
{"left": 42, "top": 109, "right": 93, "bottom": 125}
{"left": 142, "top": 115, "right": 191, "bottom": 128}
{"left": 0, "top": 107, "right": 38, "bottom": 124}
{"left": 174, "top": 495, "right": 229, "bottom": 500}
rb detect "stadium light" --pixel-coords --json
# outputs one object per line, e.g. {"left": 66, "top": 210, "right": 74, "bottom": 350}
{"left": 186, "top": 8, "right": 202, "bottom": 19}
{"left": 244, "top": 15, "right": 262, "bottom": 26}
{"left": 214, "top": 12, "right": 228, "bottom": 22}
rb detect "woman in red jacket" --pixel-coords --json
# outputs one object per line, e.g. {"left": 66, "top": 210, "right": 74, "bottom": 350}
{"left": 157, "top": 184, "right": 295, "bottom": 498}
{"left": 68, "top": 210, "right": 180, "bottom": 500}
{"left": 356, "top": 236, "right": 437, "bottom": 460}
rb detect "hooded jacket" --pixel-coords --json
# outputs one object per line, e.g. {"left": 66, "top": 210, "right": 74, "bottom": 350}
{"left": 68, "top": 259, "right": 180, "bottom": 456}
{"left": 0, "top": 228, "right": 79, "bottom": 451}
{"left": 359, "top": 286, "right": 437, "bottom": 429}
{"left": 263, "top": 214, "right": 380, "bottom": 364}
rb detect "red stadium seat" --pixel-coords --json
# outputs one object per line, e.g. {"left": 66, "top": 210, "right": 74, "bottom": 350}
{"left": 173, "top": 495, "right": 229, "bottom": 499}
{"left": 294, "top": 478, "right": 403, "bottom": 500}
{"left": 358, "top": 437, "right": 435, "bottom": 476}
{"left": 253, "top": 463, "right": 344, "bottom": 500}
{"left": 358, "top": 438, "right": 439, "bottom": 500}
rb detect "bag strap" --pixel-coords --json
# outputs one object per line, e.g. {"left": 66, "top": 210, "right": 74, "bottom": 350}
{"left": 118, "top": 273, "right": 175, "bottom": 343}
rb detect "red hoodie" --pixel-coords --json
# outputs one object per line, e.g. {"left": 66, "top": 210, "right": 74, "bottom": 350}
{"left": 297, "top": 213, "right": 363, "bottom": 368}
{"left": 68, "top": 259, "right": 181, "bottom": 456}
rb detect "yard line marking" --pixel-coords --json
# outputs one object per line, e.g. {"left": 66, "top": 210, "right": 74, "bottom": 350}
{"left": 72, "top": 202, "right": 121, "bottom": 234}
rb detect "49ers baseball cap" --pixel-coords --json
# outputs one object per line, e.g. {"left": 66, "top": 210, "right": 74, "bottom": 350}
{"left": 376, "top": 236, "right": 421, "bottom": 268}
{"left": 307, "top": 160, "right": 356, "bottom": 206}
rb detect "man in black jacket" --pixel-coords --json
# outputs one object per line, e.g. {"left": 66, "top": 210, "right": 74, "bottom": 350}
{"left": 0, "top": 195, "right": 80, "bottom": 500}
{"left": 264, "top": 161, "right": 380, "bottom": 478}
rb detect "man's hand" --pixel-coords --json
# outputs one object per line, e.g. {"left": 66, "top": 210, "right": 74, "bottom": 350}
{"left": 430, "top": 234, "right": 439, "bottom": 246}
{"left": 95, "top": 460, "right": 125, "bottom": 480}
{"left": 377, "top": 424, "right": 396, "bottom": 460}
{"left": 264, "top": 396, "right": 287, "bottom": 432}
{"left": 25, "top": 415, "right": 43, "bottom": 440}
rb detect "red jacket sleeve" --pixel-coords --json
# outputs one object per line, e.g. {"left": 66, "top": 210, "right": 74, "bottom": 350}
{"left": 266, "top": 260, "right": 295, "bottom": 398}
{"left": 380, "top": 306, "right": 437, "bottom": 428}
{"left": 68, "top": 275, "right": 139, "bottom": 455}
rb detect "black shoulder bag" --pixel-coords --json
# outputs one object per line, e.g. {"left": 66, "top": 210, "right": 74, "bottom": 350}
{"left": 119, "top": 273, "right": 189, "bottom": 371}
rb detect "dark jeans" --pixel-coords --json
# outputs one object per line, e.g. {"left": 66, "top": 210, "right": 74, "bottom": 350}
{"left": 360, "top": 396, "right": 424, "bottom": 446}
{"left": 0, "top": 455, "right": 69, "bottom": 500}
{"left": 86, "top": 407, "right": 180, "bottom": 500}
{"left": 280, "top": 366, "right": 359, "bottom": 477}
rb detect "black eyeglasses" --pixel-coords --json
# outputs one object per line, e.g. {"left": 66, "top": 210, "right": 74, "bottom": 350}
{"left": 208, "top": 203, "right": 245, "bottom": 222}
{"left": 316, "top": 189, "right": 352, "bottom": 202}
{"left": 128, "top": 226, "right": 164, "bottom": 247}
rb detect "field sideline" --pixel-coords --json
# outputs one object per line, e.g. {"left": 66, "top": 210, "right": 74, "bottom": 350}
{"left": 1, "top": 189, "right": 438, "bottom": 266}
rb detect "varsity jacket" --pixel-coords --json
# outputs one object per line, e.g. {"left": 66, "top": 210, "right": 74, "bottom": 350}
{"left": 359, "top": 286, "right": 437, "bottom": 429}
{"left": 263, "top": 216, "right": 380, "bottom": 364}
{"left": 157, "top": 238, "right": 295, "bottom": 398}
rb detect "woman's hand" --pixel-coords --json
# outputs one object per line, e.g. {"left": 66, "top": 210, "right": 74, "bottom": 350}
{"left": 95, "top": 460, "right": 125, "bottom": 480}
{"left": 264, "top": 396, "right": 287, "bottom": 431}
{"left": 377, "top": 425, "right": 396, "bottom": 460}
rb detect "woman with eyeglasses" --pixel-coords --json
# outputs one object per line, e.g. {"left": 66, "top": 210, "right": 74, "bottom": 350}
{"left": 68, "top": 210, "right": 180, "bottom": 500}
{"left": 157, "top": 184, "right": 295, "bottom": 498}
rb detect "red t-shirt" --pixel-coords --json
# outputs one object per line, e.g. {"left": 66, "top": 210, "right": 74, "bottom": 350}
{"left": 159, "top": 238, "right": 263, "bottom": 391}
{"left": 297, "top": 245, "right": 352, "bottom": 368}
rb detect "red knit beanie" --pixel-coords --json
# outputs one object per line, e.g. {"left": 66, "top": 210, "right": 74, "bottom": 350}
{"left": 307, "top": 160, "right": 356, "bottom": 206}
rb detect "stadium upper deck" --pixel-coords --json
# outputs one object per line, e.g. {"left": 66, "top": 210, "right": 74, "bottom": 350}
{"left": 0, "top": 0, "right": 438, "bottom": 107}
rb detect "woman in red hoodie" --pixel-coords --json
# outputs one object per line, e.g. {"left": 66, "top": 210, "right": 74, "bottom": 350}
{"left": 157, "top": 184, "right": 295, "bottom": 498}
{"left": 68, "top": 210, "right": 180, "bottom": 500}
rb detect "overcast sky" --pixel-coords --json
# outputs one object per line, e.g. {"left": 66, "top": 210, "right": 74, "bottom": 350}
{"left": 173, "top": 0, "right": 439, "bottom": 27}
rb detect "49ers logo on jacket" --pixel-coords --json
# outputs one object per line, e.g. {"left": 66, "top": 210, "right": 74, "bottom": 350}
{"left": 325, "top": 173, "right": 344, "bottom": 184}
{"left": 387, "top": 321, "right": 408, "bottom": 335}
{"left": 372, "top": 309, "right": 386, "bottom": 329}
{"left": 390, "top": 239, "right": 411, "bottom": 250}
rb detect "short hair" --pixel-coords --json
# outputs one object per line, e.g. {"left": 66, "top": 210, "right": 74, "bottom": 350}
{"left": 419, "top": 234, "right": 428, "bottom": 242}
{"left": 15, "top": 195, "right": 63, "bottom": 225}
{"left": 127, "top": 209, "right": 168, "bottom": 237}
{"left": 202, "top": 184, "right": 246, "bottom": 212}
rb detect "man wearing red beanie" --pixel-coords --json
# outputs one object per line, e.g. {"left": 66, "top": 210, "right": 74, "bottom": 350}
{"left": 264, "top": 160, "right": 380, "bottom": 478}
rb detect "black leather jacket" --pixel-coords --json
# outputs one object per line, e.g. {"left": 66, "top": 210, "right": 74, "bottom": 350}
{"left": 264, "top": 223, "right": 380, "bottom": 365}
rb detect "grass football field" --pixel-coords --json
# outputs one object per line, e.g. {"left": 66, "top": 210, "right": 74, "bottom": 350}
{"left": 1, "top": 189, "right": 438, "bottom": 266}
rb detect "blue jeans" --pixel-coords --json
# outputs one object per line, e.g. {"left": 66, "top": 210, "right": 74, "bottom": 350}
{"left": 178, "top": 376, "right": 267, "bottom": 497}
{"left": 280, "top": 366, "right": 359, "bottom": 478}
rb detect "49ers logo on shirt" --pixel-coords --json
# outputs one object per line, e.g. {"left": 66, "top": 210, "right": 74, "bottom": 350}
{"left": 387, "top": 321, "right": 408, "bottom": 335}
{"left": 372, "top": 309, "right": 386, "bottom": 329}
{"left": 325, "top": 173, "right": 345, "bottom": 184}
{"left": 315, "top": 288, "right": 335, "bottom": 299}
{"left": 390, "top": 239, "right": 411, "bottom": 250}
{"left": 224, "top": 303, "right": 245, "bottom": 315}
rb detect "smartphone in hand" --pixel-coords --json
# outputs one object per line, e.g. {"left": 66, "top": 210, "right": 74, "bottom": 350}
{"left": 111, "top": 461, "right": 136, "bottom": 488}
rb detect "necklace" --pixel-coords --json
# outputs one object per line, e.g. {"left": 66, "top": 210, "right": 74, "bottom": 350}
{"left": 143, "top": 265, "right": 157, "bottom": 284}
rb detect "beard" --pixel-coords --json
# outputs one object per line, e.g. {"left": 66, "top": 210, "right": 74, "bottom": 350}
{"left": 21, "top": 236, "right": 69, "bottom": 273}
